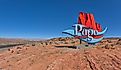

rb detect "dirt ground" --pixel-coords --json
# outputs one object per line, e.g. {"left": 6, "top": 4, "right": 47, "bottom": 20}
{"left": 0, "top": 43, "right": 121, "bottom": 70}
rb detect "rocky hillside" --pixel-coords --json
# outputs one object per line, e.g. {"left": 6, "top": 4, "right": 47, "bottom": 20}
{"left": 0, "top": 37, "right": 121, "bottom": 70}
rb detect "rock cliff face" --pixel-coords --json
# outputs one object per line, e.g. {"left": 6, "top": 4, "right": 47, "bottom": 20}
{"left": 78, "top": 12, "right": 103, "bottom": 38}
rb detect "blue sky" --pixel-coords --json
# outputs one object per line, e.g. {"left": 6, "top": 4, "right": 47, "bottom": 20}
{"left": 0, "top": 0, "right": 121, "bottom": 38}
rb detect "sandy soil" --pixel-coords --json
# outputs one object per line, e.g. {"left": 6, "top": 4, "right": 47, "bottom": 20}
{"left": 0, "top": 44, "right": 121, "bottom": 70}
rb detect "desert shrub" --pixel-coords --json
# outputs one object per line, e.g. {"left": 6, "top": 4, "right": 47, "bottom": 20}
{"left": 107, "top": 40, "right": 111, "bottom": 43}
{"left": 118, "top": 39, "right": 121, "bottom": 41}
{"left": 32, "top": 44, "right": 35, "bottom": 46}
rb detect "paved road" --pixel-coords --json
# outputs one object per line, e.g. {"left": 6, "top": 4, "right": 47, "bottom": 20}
{"left": 0, "top": 44, "right": 24, "bottom": 52}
